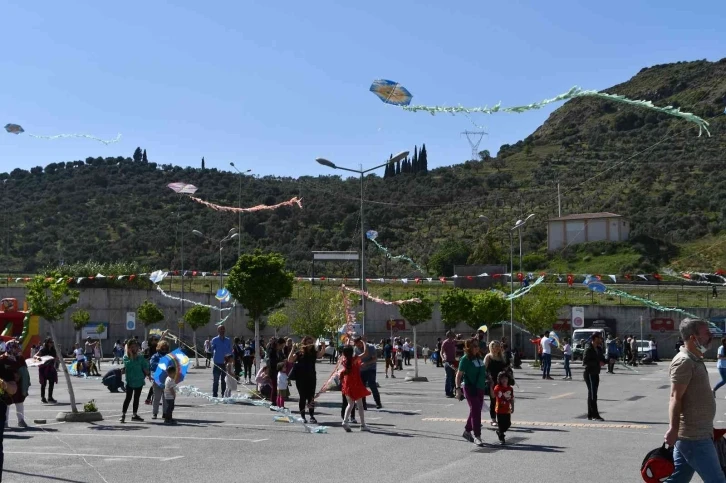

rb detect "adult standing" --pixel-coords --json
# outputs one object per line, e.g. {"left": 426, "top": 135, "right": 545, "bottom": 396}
{"left": 0, "top": 352, "right": 18, "bottom": 480}
{"left": 84, "top": 338, "right": 97, "bottom": 365}
{"left": 714, "top": 338, "right": 726, "bottom": 396}
{"left": 455, "top": 338, "right": 486, "bottom": 446}
{"left": 203, "top": 336, "right": 212, "bottom": 368}
{"left": 288, "top": 336, "right": 325, "bottom": 424}
{"left": 629, "top": 335, "right": 639, "bottom": 366}
{"left": 435, "top": 338, "right": 443, "bottom": 368}
{"left": 211, "top": 326, "right": 232, "bottom": 398}
{"left": 266, "top": 337, "right": 285, "bottom": 406}
{"left": 664, "top": 318, "right": 725, "bottom": 482}
{"left": 233, "top": 337, "right": 243, "bottom": 382}
{"left": 383, "top": 339, "right": 395, "bottom": 378}
{"left": 112, "top": 340, "right": 124, "bottom": 365}
{"left": 1, "top": 341, "right": 29, "bottom": 428}
{"left": 605, "top": 335, "right": 619, "bottom": 374}
{"left": 484, "top": 341, "right": 507, "bottom": 427}
{"left": 402, "top": 339, "right": 411, "bottom": 366}
{"left": 354, "top": 336, "right": 382, "bottom": 409}
{"left": 441, "top": 331, "right": 457, "bottom": 398}
{"left": 583, "top": 333, "right": 606, "bottom": 421}
{"left": 36, "top": 337, "right": 59, "bottom": 404}
{"left": 120, "top": 339, "right": 149, "bottom": 423}
{"left": 149, "top": 340, "right": 170, "bottom": 420}
{"left": 540, "top": 331, "right": 554, "bottom": 380}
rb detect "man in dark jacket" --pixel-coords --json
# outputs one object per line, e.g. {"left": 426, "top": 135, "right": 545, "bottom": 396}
{"left": 583, "top": 333, "right": 606, "bottom": 421}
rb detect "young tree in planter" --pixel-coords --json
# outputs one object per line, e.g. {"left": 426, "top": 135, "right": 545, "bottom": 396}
{"left": 183, "top": 305, "right": 211, "bottom": 368}
{"left": 267, "top": 310, "right": 289, "bottom": 337}
{"left": 26, "top": 276, "right": 80, "bottom": 412}
{"left": 468, "top": 291, "right": 509, "bottom": 330}
{"left": 440, "top": 288, "right": 472, "bottom": 330}
{"left": 290, "top": 286, "right": 331, "bottom": 339}
{"left": 137, "top": 300, "right": 164, "bottom": 339}
{"left": 71, "top": 309, "right": 90, "bottom": 344}
{"left": 227, "top": 251, "right": 294, "bottom": 372}
{"left": 398, "top": 291, "right": 434, "bottom": 381}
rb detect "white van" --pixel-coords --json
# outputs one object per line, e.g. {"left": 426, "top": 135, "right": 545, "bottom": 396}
{"left": 571, "top": 328, "right": 607, "bottom": 361}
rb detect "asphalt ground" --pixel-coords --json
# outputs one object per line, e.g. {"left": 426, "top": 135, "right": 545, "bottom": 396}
{"left": 3, "top": 357, "right": 720, "bottom": 483}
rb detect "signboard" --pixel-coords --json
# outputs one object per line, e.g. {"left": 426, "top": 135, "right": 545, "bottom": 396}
{"left": 386, "top": 319, "right": 406, "bottom": 331}
{"left": 553, "top": 319, "right": 571, "bottom": 331}
{"left": 126, "top": 312, "right": 136, "bottom": 331}
{"left": 82, "top": 323, "right": 109, "bottom": 340}
{"left": 651, "top": 318, "right": 675, "bottom": 332}
{"left": 572, "top": 307, "right": 585, "bottom": 328}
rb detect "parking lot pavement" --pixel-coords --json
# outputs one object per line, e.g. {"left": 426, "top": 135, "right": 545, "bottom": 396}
{"left": 3, "top": 358, "right": 716, "bottom": 482}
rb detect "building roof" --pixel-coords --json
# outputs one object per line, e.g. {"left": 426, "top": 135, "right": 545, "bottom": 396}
{"left": 548, "top": 212, "right": 623, "bottom": 222}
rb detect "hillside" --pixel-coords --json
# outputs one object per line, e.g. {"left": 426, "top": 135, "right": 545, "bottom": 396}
{"left": 2, "top": 59, "right": 726, "bottom": 277}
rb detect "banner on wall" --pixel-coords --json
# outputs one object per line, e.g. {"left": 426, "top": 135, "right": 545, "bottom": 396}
{"left": 572, "top": 307, "right": 585, "bottom": 329}
{"left": 82, "top": 323, "right": 109, "bottom": 340}
{"left": 126, "top": 312, "right": 136, "bottom": 331}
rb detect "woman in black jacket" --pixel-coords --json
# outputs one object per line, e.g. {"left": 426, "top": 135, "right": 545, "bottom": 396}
{"left": 583, "top": 333, "right": 606, "bottom": 421}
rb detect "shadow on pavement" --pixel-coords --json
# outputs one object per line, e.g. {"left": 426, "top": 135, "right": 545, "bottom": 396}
{"left": 89, "top": 424, "right": 148, "bottom": 431}
{"left": 4, "top": 434, "right": 33, "bottom": 440}
{"left": 3, "top": 470, "right": 87, "bottom": 482}
{"left": 474, "top": 437, "right": 565, "bottom": 454}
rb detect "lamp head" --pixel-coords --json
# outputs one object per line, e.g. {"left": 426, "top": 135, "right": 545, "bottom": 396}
{"left": 389, "top": 151, "right": 409, "bottom": 164}
{"left": 316, "top": 158, "right": 337, "bottom": 169}
{"left": 192, "top": 230, "right": 204, "bottom": 237}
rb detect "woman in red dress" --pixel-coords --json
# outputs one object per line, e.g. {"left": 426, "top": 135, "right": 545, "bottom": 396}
{"left": 340, "top": 342, "right": 371, "bottom": 432}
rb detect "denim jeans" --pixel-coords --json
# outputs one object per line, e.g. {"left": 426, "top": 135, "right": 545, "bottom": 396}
{"left": 666, "top": 438, "right": 726, "bottom": 483}
{"left": 444, "top": 363, "right": 456, "bottom": 396}
{"left": 212, "top": 362, "right": 226, "bottom": 397}
{"left": 541, "top": 353, "right": 552, "bottom": 377}
{"left": 463, "top": 386, "right": 484, "bottom": 438}
{"left": 564, "top": 355, "right": 572, "bottom": 378}
{"left": 360, "top": 369, "right": 381, "bottom": 406}
{"left": 714, "top": 367, "right": 726, "bottom": 393}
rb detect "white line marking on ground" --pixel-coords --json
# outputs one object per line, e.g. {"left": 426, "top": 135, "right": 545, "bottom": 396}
{"left": 26, "top": 433, "right": 268, "bottom": 443}
{"left": 550, "top": 392, "right": 576, "bottom": 400}
{"left": 5, "top": 451, "right": 182, "bottom": 461}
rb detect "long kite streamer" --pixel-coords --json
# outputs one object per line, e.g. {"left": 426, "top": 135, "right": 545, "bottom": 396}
{"left": 604, "top": 288, "right": 697, "bottom": 319}
{"left": 366, "top": 230, "right": 427, "bottom": 274}
{"left": 342, "top": 285, "right": 422, "bottom": 306}
{"left": 505, "top": 276, "right": 545, "bottom": 300}
{"left": 188, "top": 196, "right": 302, "bottom": 213}
{"left": 401, "top": 86, "right": 711, "bottom": 136}
{"left": 4, "top": 124, "right": 121, "bottom": 144}
{"left": 155, "top": 285, "right": 233, "bottom": 312}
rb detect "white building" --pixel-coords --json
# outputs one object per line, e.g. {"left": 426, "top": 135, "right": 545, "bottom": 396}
{"left": 547, "top": 212, "right": 630, "bottom": 251}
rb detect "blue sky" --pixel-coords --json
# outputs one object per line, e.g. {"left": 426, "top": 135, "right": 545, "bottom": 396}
{"left": 1, "top": 0, "right": 724, "bottom": 178}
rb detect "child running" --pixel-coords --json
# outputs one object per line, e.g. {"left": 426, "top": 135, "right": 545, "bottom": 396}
{"left": 276, "top": 361, "right": 289, "bottom": 408}
{"left": 493, "top": 371, "right": 514, "bottom": 445}
{"left": 340, "top": 342, "right": 371, "bottom": 432}
{"left": 224, "top": 354, "right": 238, "bottom": 397}
{"left": 163, "top": 365, "right": 177, "bottom": 424}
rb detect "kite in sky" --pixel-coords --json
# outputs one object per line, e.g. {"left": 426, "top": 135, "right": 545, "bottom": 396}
{"left": 369, "top": 79, "right": 413, "bottom": 106}
{"left": 4, "top": 123, "right": 122, "bottom": 144}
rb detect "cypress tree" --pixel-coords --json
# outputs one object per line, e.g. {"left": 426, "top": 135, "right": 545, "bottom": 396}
{"left": 133, "top": 147, "right": 142, "bottom": 163}
{"left": 395, "top": 160, "right": 401, "bottom": 176}
{"left": 142, "top": 149, "right": 148, "bottom": 163}
{"left": 420, "top": 144, "right": 428, "bottom": 172}
{"left": 412, "top": 146, "right": 419, "bottom": 173}
{"left": 202, "top": 157, "right": 206, "bottom": 170}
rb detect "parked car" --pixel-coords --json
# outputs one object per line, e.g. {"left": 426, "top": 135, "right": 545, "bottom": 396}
{"left": 635, "top": 340, "right": 656, "bottom": 360}
{"left": 571, "top": 328, "right": 609, "bottom": 361}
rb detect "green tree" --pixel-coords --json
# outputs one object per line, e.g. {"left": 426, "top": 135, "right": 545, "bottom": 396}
{"left": 142, "top": 149, "right": 148, "bottom": 163}
{"left": 478, "top": 150, "right": 491, "bottom": 162}
{"left": 26, "top": 275, "right": 80, "bottom": 412}
{"left": 440, "top": 288, "right": 472, "bottom": 329}
{"left": 132, "top": 147, "right": 142, "bottom": 163}
{"left": 469, "top": 291, "right": 509, "bottom": 329}
{"left": 227, "top": 251, "right": 293, "bottom": 356}
{"left": 467, "top": 233, "right": 505, "bottom": 265}
{"left": 183, "top": 305, "right": 211, "bottom": 368}
{"left": 398, "top": 291, "right": 434, "bottom": 380}
{"left": 428, "top": 240, "right": 470, "bottom": 277}
{"left": 290, "top": 287, "right": 330, "bottom": 338}
{"left": 490, "top": 156, "right": 505, "bottom": 171}
{"left": 267, "top": 310, "right": 289, "bottom": 337}
{"left": 514, "top": 286, "right": 566, "bottom": 336}
{"left": 137, "top": 300, "right": 164, "bottom": 339}
{"left": 71, "top": 309, "right": 90, "bottom": 344}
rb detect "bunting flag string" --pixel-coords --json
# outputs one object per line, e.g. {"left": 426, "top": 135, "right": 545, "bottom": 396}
{"left": 187, "top": 196, "right": 303, "bottom": 213}
{"left": 662, "top": 268, "right": 726, "bottom": 285}
{"left": 401, "top": 86, "right": 711, "bottom": 137}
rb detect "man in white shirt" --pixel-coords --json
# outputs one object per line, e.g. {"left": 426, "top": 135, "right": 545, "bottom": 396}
{"left": 540, "top": 332, "right": 554, "bottom": 380}
{"left": 402, "top": 340, "right": 411, "bottom": 366}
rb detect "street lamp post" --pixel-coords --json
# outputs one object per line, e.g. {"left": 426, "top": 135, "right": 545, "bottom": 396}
{"left": 192, "top": 228, "right": 239, "bottom": 317}
{"left": 516, "top": 214, "right": 535, "bottom": 273}
{"left": 315, "top": 151, "right": 409, "bottom": 335}
{"left": 511, "top": 214, "right": 535, "bottom": 355}
{"left": 229, "top": 164, "right": 251, "bottom": 336}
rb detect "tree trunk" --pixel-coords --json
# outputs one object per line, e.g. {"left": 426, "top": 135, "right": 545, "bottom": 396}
{"left": 193, "top": 329, "right": 201, "bottom": 368}
{"left": 75, "top": 330, "right": 80, "bottom": 345}
{"left": 49, "top": 323, "right": 79, "bottom": 413}
{"left": 413, "top": 325, "right": 419, "bottom": 379}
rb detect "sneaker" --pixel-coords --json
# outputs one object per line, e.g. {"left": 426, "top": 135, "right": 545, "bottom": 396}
{"left": 342, "top": 422, "right": 351, "bottom": 432}
{"left": 144, "top": 400, "right": 151, "bottom": 405}
{"left": 309, "top": 417, "right": 318, "bottom": 424}
{"left": 497, "top": 430, "right": 505, "bottom": 443}
{"left": 391, "top": 375, "right": 396, "bottom": 378}
{"left": 490, "top": 420, "right": 498, "bottom": 426}
{"left": 301, "top": 417, "right": 308, "bottom": 424}
{"left": 360, "top": 425, "right": 371, "bottom": 432}
{"left": 48, "top": 398, "right": 57, "bottom": 404}
{"left": 462, "top": 430, "right": 474, "bottom": 443}
{"left": 350, "top": 418, "right": 358, "bottom": 425}
{"left": 385, "top": 375, "right": 389, "bottom": 378}
{"left": 41, "top": 397, "right": 48, "bottom": 404}
{"left": 119, "top": 414, "right": 126, "bottom": 423}
{"left": 152, "top": 414, "right": 158, "bottom": 420}
{"left": 131, "top": 415, "right": 144, "bottom": 422}
{"left": 376, "top": 404, "right": 382, "bottom": 409}
{"left": 473, "top": 437, "right": 484, "bottom": 446}
{"left": 18, "top": 420, "right": 28, "bottom": 429}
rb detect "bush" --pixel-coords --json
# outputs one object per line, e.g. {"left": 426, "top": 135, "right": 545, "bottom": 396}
{"left": 522, "top": 253, "right": 548, "bottom": 271}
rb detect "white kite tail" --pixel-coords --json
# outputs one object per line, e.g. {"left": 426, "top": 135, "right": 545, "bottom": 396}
{"left": 27, "top": 133, "right": 122, "bottom": 145}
